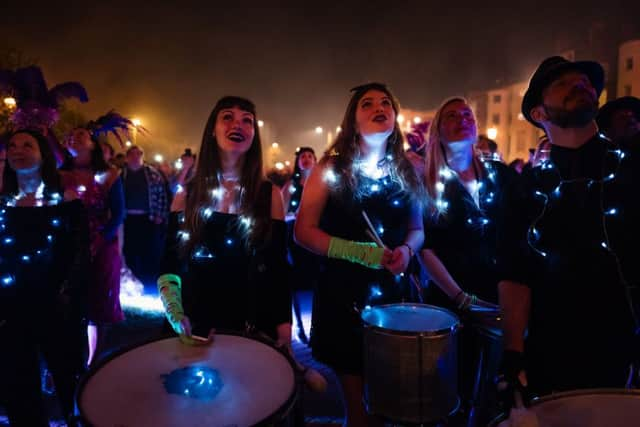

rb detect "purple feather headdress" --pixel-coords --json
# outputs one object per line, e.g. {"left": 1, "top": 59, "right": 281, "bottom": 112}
{"left": 405, "top": 121, "right": 430, "bottom": 152}
{"left": 0, "top": 66, "right": 88, "bottom": 130}
{"left": 85, "top": 110, "right": 148, "bottom": 148}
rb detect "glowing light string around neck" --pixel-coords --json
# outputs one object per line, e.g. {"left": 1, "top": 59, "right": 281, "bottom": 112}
{"left": 526, "top": 134, "right": 639, "bottom": 329}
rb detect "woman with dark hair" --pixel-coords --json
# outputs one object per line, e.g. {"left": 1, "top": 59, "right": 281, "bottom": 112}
{"left": 60, "top": 118, "right": 126, "bottom": 367}
{"left": 281, "top": 146, "right": 318, "bottom": 344}
{"left": 158, "top": 96, "right": 291, "bottom": 348}
{"left": 295, "top": 83, "right": 424, "bottom": 426}
{"left": 0, "top": 129, "right": 89, "bottom": 426}
{"left": 282, "top": 146, "right": 316, "bottom": 214}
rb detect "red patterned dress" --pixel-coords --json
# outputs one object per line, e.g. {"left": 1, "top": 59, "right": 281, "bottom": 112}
{"left": 62, "top": 169, "right": 125, "bottom": 323}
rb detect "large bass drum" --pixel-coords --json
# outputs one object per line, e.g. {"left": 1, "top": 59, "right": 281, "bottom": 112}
{"left": 490, "top": 389, "right": 640, "bottom": 427}
{"left": 361, "top": 303, "right": 460, "bottom": 425}
{"left": 76, "top": 333, "right": 298, "bottom": 427}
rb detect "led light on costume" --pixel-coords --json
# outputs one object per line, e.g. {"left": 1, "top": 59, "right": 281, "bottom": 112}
{"left": 1, "top": 275, "right": 15, "bottom": 287}
{"left": 526, "top": 136, "right": 624, "bottom": 259}
{"left": 94, "top": 172, "right": 108, "bottom": 185}
{"left": 192, "top": 245, "right": 215, "bottom": 260}
{"left": 323, "top": 169, "right": 338, "bottom": 185}
{"left": 201, "top": 207, "right": 213, "bottom": 220}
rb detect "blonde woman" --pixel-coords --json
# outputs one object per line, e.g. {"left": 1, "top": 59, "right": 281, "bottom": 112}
{"left": 419, "top": 97, "right": 514, "bottom": 422}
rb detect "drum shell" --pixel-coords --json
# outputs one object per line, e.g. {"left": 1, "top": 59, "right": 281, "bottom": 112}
{"left": 362, "top": 304, "right": 460, "bottom": 424}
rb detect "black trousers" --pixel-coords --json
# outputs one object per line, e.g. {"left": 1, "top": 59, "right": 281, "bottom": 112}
{"left": 0, "top": 310, "right": 84, "bottom": 426}
{"left": 123, "top": 214, "right": 166, "bottom": 293}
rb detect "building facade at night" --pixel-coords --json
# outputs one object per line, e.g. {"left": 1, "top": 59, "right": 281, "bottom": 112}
{"left": 406, "top": 23, "right": 640, "bottom": 163}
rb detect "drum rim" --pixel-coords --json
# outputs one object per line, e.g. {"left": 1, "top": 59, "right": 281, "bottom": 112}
{"left": 75, "top": 330, "right": 300, "bottom": 427}
{"left": 489, "top": 388, "right": 640, "bottom": 426}
{"left": 361, "top": 302, "right": 460, "bottom": 336}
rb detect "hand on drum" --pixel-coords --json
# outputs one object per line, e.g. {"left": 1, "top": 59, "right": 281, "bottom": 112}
{"left": 496, "top": 390, "right": 540, "bottom": 427}
{"left": 176, "top": 316, "right": 215, "bottom": 346}
{"left": 383, "top": 246, "right": 409, "bottom": 275}
{"left": 496, "top": 350, "right": 533, "bottom": 419}
{"left": 455, "top": 291, "right": 499, "bottom": 313}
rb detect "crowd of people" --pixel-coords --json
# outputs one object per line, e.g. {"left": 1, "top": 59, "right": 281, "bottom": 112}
{"left": 1, "top": 55, "right": 640, "bottom": 426}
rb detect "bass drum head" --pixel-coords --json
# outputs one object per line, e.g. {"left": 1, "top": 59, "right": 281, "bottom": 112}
{"left": 491, "top": 389, "right": 640, "bottom": 427}
{"left": 361, "top": 303, "right": 459, "bottom": 335}
{"left": 78, "top": 335, "right": 296, "bottom": 427}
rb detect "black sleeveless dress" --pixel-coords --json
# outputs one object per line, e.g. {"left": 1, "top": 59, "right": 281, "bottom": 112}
{"left": 311, "top": 174, "right": 415, "bottom": 374}
{"left": 0, "top": 198, "right": 89, "bottom": 425}
{"left": 162, "top": 182, "right": 291, "bottom": 340}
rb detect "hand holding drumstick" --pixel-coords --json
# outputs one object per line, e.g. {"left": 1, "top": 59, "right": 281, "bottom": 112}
{"left": 362, "top": 211, "right": 410, "bottom": 275}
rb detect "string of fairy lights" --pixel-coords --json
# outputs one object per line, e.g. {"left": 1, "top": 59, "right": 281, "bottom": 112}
{"left": 523, "top": 134, "right": 638, "bottom": 329}
{"left": 0, "top": 183, "right": 64, "bottom": 288}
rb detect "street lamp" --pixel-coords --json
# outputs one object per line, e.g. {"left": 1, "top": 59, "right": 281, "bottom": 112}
{"left": 3, "top": 97, "right": 16, "bottom": 109}
{"left": 131, "top": 118, "right": 142, "bottom": 144}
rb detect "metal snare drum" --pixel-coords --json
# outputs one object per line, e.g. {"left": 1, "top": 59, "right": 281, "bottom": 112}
{"left": 361, "top": 303, "right": 460, "bottom": 425}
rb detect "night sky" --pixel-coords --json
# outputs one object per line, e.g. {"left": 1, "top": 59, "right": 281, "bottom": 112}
{"left": 1, "top": 1, "right": 638, "bottom": 161}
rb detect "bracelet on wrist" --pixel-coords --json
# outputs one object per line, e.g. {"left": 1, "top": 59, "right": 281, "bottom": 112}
{"left": 401, "top": 243, "right": 414, "bottom": 258}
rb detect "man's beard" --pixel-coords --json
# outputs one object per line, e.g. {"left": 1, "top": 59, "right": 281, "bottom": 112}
{"left": 543, "top": 88, "right": 598, "bottom": 128}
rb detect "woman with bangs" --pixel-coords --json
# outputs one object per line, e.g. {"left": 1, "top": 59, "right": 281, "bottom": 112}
{"left": 295, "top": 83, "right": 424, "bottom": 426}
{"left": 419, "top": 97, "right": 514, "bottom": 421}
{"left": 157, "top": 96, "right": 291, "bottom": 348}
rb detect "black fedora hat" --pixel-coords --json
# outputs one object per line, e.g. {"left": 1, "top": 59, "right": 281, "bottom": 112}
{"left": 522, "top": 56, "right": 605, "bottom": 128}
{"left": 596, "top": 96, "right": 640, "bottom": 132}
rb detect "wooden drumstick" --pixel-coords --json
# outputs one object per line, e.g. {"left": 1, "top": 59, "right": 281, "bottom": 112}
{"left": 362, "top": 210, "right": 387, "bottom": 249}
{"left": 179, "top": 334, "right": 213, "bottom": 346}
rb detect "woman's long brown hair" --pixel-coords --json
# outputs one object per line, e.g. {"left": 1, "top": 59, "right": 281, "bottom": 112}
{"left": 321, "top": 83, "right": 425, "bottom": 207}
{"left": 183, "top": 96, "right": 268, "bottom": 255}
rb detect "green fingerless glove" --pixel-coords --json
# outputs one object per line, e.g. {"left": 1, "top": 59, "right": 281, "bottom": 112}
{"left": 157, "top": 274, "right": 185, "bottom": 335}
{"left": 327, "top": 237, "right": 384, "bottom": 269}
